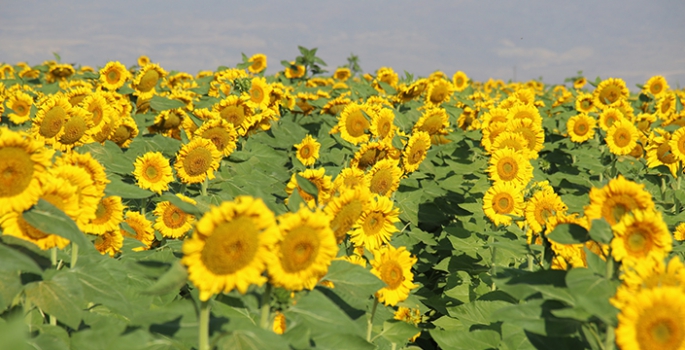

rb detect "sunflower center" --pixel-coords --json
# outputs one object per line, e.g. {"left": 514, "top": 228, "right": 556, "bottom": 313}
{"left": 203, "top": 128, "right": 230, "bottom": 151}
{"left": 613, "top": 128, "right": 632, "bottom": 148}
{"left": 409, "top": 143, "right": 427, "bottom": 164}
{"left": 90, "top": 106, "right": 103, "bottom": 125}
{"left": 380, "top": 260, "right": 404, "bottom": 289}
{"left": 493, "top": 193, "right": 514, "bottom": 214}
{"left": 138, "top": 69, "right": 160, "bottom": 92}
{"left": 13, "top": 101, "right": 29, "bottom": 116}
{"left": 0, "top": 147, "right": 34, "bottom": 198}
{"left": 370, "top": 168, "right": 394, "bottom": 196}
{"left": 91, "top": 200, "right": 111, "bottom": 225}
{"left": 163, "top": 204, "right": 187, "bottom": 228}
{"left": 331, "top": 199, "right": 364, "bottom": 242}
{"left": 420, "top": 114, "right": 445, "bottom": 135}
{"left": 160, "top": 111, "right": 182, "bottom": 129}
{"left": 657, "top": 143, "right": 677, "bottom": 164}
{"left": 380, "top": 120, "right": 391, "bottom": 136}
{"left": 363, "top": 212, "right": 385, "bottom": 235}
{"left": 144, "top": 163, "right": 160, "bottom": 181}
{"left": 59, "top": 116, "right": 88, "bottom": 145}
{"left": 430, "top": 86, "right": 448, "bottom": 104}
{"left": 40, "top": 105, "right": 66, "bottom": 138}
{"left": 574, "top": 120, "right": 589, "bottom": 135}
{"left": 300, "top": 145, "right": 311, "bottom": 158}
{"left": 106, "top": 69, "right": 120, "bottom": 84}
{"left": 346, "top": 110, "right": 370, "bottom": 137}
{"left": 498, "top": 158, "right": 518, "bottom": 181}
{"left": 651, "top": 83, "right": 663, "bottom": 95}
{"left": 456, "top": 77, "right": 464, "bottom": 86}
{"left": 357, "top": 149, "right": 385, "bottom": 170}
{"left": 200, "top": 216, "right": 260, "bottom": 275}
{"left": 600, "top": 86, "right": 621, "bottom": 105}
{"left": 280, "top": 225, "right": 320, "bottom": 273}
{"left": 661, "top": 97, "right": 673, "bottom": 114}
{"left": 183, "top": 147, "right": 212, "bottom": 176}
{"left": 111, "top": 125, "right": 132, "bottom": 145}
{"left": 220, "top": 106, "right": 245, "bottom": 126}
{"left": 626, "top": 229, "right": 651, "bottom": 255}
{"left": 250, "top": 85, "right": 264, "bottom": 104}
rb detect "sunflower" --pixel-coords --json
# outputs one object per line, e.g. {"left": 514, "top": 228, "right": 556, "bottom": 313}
{"left": 132, "top": 152, "right": 174, "bottom": 194}
{"left": 481, "top": 121, "right": 508, "bottom": 153}
{"left": 321, "top": 95, "right": 351, "bottom": 116}
{"left": 182, "top": 196, "right": 279, "bottom": 301}
{"left": 32, "top": 94, "right": 71, "bottom": 145}
{"left": 332, "top": 167, "right": 367, "bottom": 192}
{"left": 487, "top": 147, "right": 533, "bottom": 188}
{"left": 350, "top": 141, "right": 399, "bottom": 171}
{"left": 606, "top": 119, "right": 639, "bottom": 156}
{"left": 0, "top": 177, "right": 78, "bottom": 250}
{"left": 0, "top": 129, "right": 53, "bottom": 216}
{"left": 366, "top": 159, "right": 403, "bottom": 197}
{"left": 212, "top": 95, "right": 254, "bottom": 136}
{"left": 55, "top": 151, "right": 109, "bottom": 196}
{"left": 350, "top": 195, "right": 400, "bottom": 251}
{"left": 246, "top": 77, "right": 272, "bottom": 111}
{"left": 149, "top": 108, "right": 186, "bottom": 136}
{"left": 491, "top": 131, "right": 531, "bottom": 158}
{"left": 483, "top": 182, "right": 525, "bottom": 227}
{"left": 370, "top": 245, "right": 418, "bottom": 306}
{"left": 99, "top": 61, "right": 131, "bottom": 91}
{"left": 584, "top": 175, "right": 655, "bottom": 226}
{"left": 292, "top": 134, "right": 320, "bottom": 167}
{"left": 643, "top": 75, "right": 669, "bottom": 99}
{"left": 613, "top": 256, "right": 685, "bottom": 309}
{"left": 545, "top": 213, "right": 597, "bottom": 268}
{"left": 507, "top": 118, "right": 545, "bottom": 159}
{"left": 395, "top": 79, "right": 428, "bottom": 103}
{"left": 50, "top": 164, "right": 102, "bottom": 227}
{"left": 273, "top": 312, "right": 286, "bottom": 335}
{"left": 284, "top": 61, "right": 306, "bottom": 79}
{"left": 452, "top": 71, "right": 469, "bottom": 92}
{"left": 153, "top": 194, "right": 197, "bottom": 239}
{"left": 615, "top": 287, "right": 685, "bottom": 350}
{"left": 121, "top": 211, "right": 155, "bottom": 251}
{"left": 402, "top": 131, "right": 432, "bottom": 174}
{"left": 47, "top": 63, "right": 75, "bottom": 83}
{"left": 84, "top": 196, "right": 125, "bottom": 235}
{"left": 675, "top": 223, "right": 685, "bottom": 241}
{"left": 370, "top": 108, "right": 397, "bottom": 142}
{"left": 424, "top": 79, "right": 453, "bottom": 106}
{"left": 337, "top": 103, "right": 373, "bottom": 145}
{"left": 80, "top": 91, "right": 114, "bottom": 137}
{"left": 573, "top": 77, "right": 587, "bottom": 90}
{"left": 324, "top": 187, "right": 372, "bottom": 243}
{"left": 611, "top": 209, "right": 672, "bottom": 266}
{"left": 191, "top": 118, "right": 237, "bottom": 157}
{"left": 575, "top": 93, "right": 596, "bottom": 114}
{"left": 268, "top": 207, "right": 337, "bottom": 291}
{"left": 566, "top": 114, "right": 597, "bottom": 143}
{"left": 54, "top": 106, "right": 94, "bottom": 152}
{"left": 133, "top": 63, "right": 167, "bottom": 97}
{"left": 284, "top": 168, "right": 334, "bottom": 208}
{"left": 6, "top": 91, "right": 33, "bottom": 124}
{"left": 109, "top": 116, "right": 139, "bottom": 148}
{"left": 333, "top": 67, "right": 351, "bottom": 81}
{"left": 174, "top": 138, "right": 222, "bottom": 184}
{"left": 413, "top": 108, "right": 449, "bottom": 138}
{"left": 525, "top": 188, "right": 568, "bottom": 234}
{"left": 656, "top": 93, "right": 677, "bottom": 121}
{"left": 598, "top": 108, "right": 625, "bottom": 131}
{"left": 91, "top": 231, "right": 123, "bottom": 257}
{"left": 137, "top": 55, "right": 151, "bottom": 67}
{"left": 247, "top": 53, "right": 267, "bottom": 74}
{"left": 646, "top": 130, "right": 680, "bottom": 176}
{"left": 593, "top": 77, "right": 629, "bottom": 110}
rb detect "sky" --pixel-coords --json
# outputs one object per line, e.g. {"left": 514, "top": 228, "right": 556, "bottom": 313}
{"left": 1, "top": 0, "right": 684, "bottom": 89}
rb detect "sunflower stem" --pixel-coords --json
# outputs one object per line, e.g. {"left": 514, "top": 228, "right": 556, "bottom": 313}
{"left": 49, "top": 247, "right": 58, "bottom": 326}
{"left": 70, "top": 244, "right": 79, "bottom": 268}
{"left": 527, "top": 254, "right": 534, "bottom": 272}
{"left": 201, "top": 178, "right": 208, "bottom": 197}
{"left": 259, "top": 283, "right": 272, "bottom": 330}
{"left": 604, "top": 324, "right": 615, "bottom": 350}
{"left": 366, "top": 297, "right": 379, "bottom": 342}
{"left": 198, "top": 300, "right": 210, "bottom": 350}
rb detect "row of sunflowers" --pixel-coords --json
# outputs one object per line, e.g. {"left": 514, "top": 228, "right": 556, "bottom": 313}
{"left": 0, "top": 50, "right": 684, "bottom": 349}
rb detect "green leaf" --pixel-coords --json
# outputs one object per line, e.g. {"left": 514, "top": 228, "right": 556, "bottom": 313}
{"left": 378, "top": 320, "right": 419, "bottom": 345}
{"left": 143, "top": 261, "right": 188, "bottom": 295}
{"left": 565, "top": 268, "right": 619, "bottom": 325}
{"left": 0, "top": 243, "right": 42, "bottom": 274}
{"left": 159, "top": 193, "right": 204, "bottom": 216}
{"left": 150, "top": 95, "right": 186, "bottom": 111}
{"left": 0, "top": 272, "right": 23, "bottom": 311}
{"left": 78, "top": 141, "right": 134, "bottom": 175}
{"left": 71, "top": 263, "right": 133, "bottom": 317}
{"left": 286, "top": 289, "right": 363, "bottom": 337}
{"left": 430, "top": 329, "right": 500, "bottom": 350}
{"left": 25, "top": 271, "right": 84, "bottom": 329}
{"left": 322, "top": 260, "right": 384, "bottom": 301}
{"left": 215, "top": 327, "right": 290, "bottom": 350}
{"left": 312, "top": 333, "right": 375, "bottom": 350}
{"left": 588, "top": 219, "right": 613, "bottom": 244}
{"left": 22, "top": 199, "right": 92, "bottom": 249}
{"left": 446, "top": 300, "right": 511, "bottom": 326}
{"left": 546, "top": 223, "right": 589, "bottom": 244}
{"left": 105, "top": 177, "right": 155, "bottom": 199}
{"left": 296, "top": 174, "right": 319, "bottom": 200}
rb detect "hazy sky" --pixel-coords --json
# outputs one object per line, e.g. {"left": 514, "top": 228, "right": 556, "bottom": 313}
{"left": 1, "top": 0, "right": 684, "bottom": 89}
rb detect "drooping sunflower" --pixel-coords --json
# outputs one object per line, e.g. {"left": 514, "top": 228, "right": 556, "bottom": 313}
{"left": 611, "top": 209, "right": 672, "bottom": 266}
{"left": 50, "top": 164, "right": 102, "bottom": 227}
{"left": 284, "top": 168, "right": 334, "bottom": 208}
{"left": 246, "top": 77, "right": 272, "bottom": 111}
{"left": 487, "top": 147, "right": 533, "bottom": 188}
{"left": 137, "top": 55, "right": 151, "bottom": 67}
{"left": 84, "top": 196, "right": 125, "bottom": 235}
{"left": 54, "top": 106, "right": 94, "bottom": 152}
{"left": 0, "top": 129, "right": 53, "bottom": 216}
{"left": 132, "top": 63, "right": 167, "bottom": 98}
{"left": 337, "top": 103, "right": 373, "bottom": 145}
{"left": 321, "top": 95, "right": 351, "bottom": 116}
{"left": 55, "top": 151, "right": 109, "bottom": 197}
{"left": 424, "top": 79, "right": 453, "bottom": 106}
{"left": 593, "top": 77, "right": 629, "bottom": 110}
{"left": 573, "top": 77, "right": 587, "bottom": 90}
{"left": 646, "top": 130, "right": 680, "bottom": 177}
{"left": 247, "top": 53, "right": 267, "bottom": 74}
{"left": 615, "top": 287, "right": 685, "bottom": 350}
{"left": 483, "top": 182, "right": 525, "bottom": 227}
{"left": 284, "top": 61, "right": 306, "bottom": 79}
{"left": 668, "top": 127, "right": 685, "bottom": 162}
{"left": 643, "top": 75, "right": 669, "bottom": 99}
{"left": 370, "top": 108, "right": 397, "bottom": 142}
{"left": 606, "top": 119, "right": 639, "bottom": 156}
{"left": 332, "top": 167, "right": 367, "bottom": 192}
{"left": 99, "top": 61, "right": 131, "bottom": 91}
{"left": 6, "top": 91, "right": 33, "bottom": 124}
{"left": 149, "top": 108, "right": 186, "bottom": 137}
{"left": 268, "top": 207, "right": 337, "bottom": 291}
{"left": 294, "top": 134, "right": 320, "bottom": 167}
{"left": 452, "top": 71, "right": 469, "bottom": 92}
{"left": 93, "top": 231, "right": 124, "bottom": 257}
{"left": 566, "top": 114, "right": 597, "bottom": 143}
{"left": 395, "top": 79, "right": 428, "bottom": 103}
{"left": 365, "top": 159, "right": 403, "bottom": 197}
{"left": 46, "top": 63, "right": 75, "bottom": 83}
{"left": 174, "top": 138, "right": 223, "bottom": 184}
{"left": 121, "top": 211, "right": 155, "bottom": 251}
{"left": 212, "top": 95, "right": 254, "bottom": 136}
{"left": 350, "top": 141, "right": 399, "bottom": 171}
{"left": 525, "top": 188, "right": 568, "bottom": 234}
{"left": 324, "top": 187, "right": 372, "bottom": 243}
{"left": 193, "top": 117, "right": 238, "bottom": 157}
{"left": 350, "top": 195, "right": 400, "bottom": 251}
{"left": 413, "top": 108, "right": 449, "bottom": 138}
{"left": 182, "top": 196, "right": 279, "bottom": 301}
{"left": 333, "top": 67, "right": 351, "bottom": 81}
{"left": 108, "top": 115, "right": 139, "bottom": 148}
{"left": 153, "top": 194, "right": 197, "bottom": 239}
{"left": 575, "top": 93, "right": 596, "bottom": 114}
{"left": 32, "top": 94, "right": 72, "bottom": 145}
{"left": 132, "top": 152, "right": 174, "bottom": 194}
{"left": 584, "top": 175, "right": 655, "bottom": 226}
{"left": 370, "top": 245, "right": 418, "bottom": 306}
{"left": 402, "top": 131, "right": 432, "bottom": 174}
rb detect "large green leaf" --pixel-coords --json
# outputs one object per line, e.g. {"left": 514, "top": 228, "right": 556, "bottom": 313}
{"left": 78, "top": 141, "right": 134, "bottom": 175}
{"left": 71, "top": 262, "right": 134, "bottom": 318}
{"left": 546, "top": 223, "right": 589, "bottom": 244}
{"left": 377, "top": 320, "right": 419, "bottom": 345}
{"left": 0, "top": 242, "right": 43, "bottom": 274}
{"left": 588, "top": 219, "right": 612, "bottom": 244}
{"left": 105, "top": 177, "right": 155, "bottom": 199}
{"left": 322, "top": 260, "right": 384, "bottom": 302}
{"left": 24, "top": 270, "right": 84, "bottom": 329}
{"left": 143, "top": 260, "right": 188, "bottom": 296}
{"left": 430, "top": 329, "right": 500, "bottom": 350}
{"left": 286, "top": 289, "right": 363, "bottom": 337}
{"left": 150, "top": 95, "right": 187, "bottom": 111}
{"left": 312, "top": 333, "right": 375, "bottom": 350}
{"left": 565, "top": 268, "right": 619, "bottom": 326}
{"left": 22, "top": 199, "right": 93, "bottom": 250}
{"left": 215, "top": 327, "right": 290, "bottom": 350}
{"left": 446, "top": 300, "right": 511, "bottom": 327}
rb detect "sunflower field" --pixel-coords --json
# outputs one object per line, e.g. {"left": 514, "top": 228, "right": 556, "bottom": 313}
{"left": 1, "top": 47, "right": 684, "bottom": 350}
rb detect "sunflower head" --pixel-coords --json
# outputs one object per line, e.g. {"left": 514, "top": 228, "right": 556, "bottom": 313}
{"left": 247, "top": 53, "right": 267, "bottom": 74}
{"left": 370, "top": 245, "right": 418, "bottom": 306}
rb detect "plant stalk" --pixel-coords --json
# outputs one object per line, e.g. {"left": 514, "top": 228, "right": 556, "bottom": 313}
{"left": 199, "top": 300, "right": 210, "bottom": 350}
{"left": 260, "top": 284, "right": 272, "bottom": 329}
{"left": 70, "top": 244, "right": 79, "bottom": 268}
{"left": 367, "top": 297, "right": 379, "bottom": 342}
